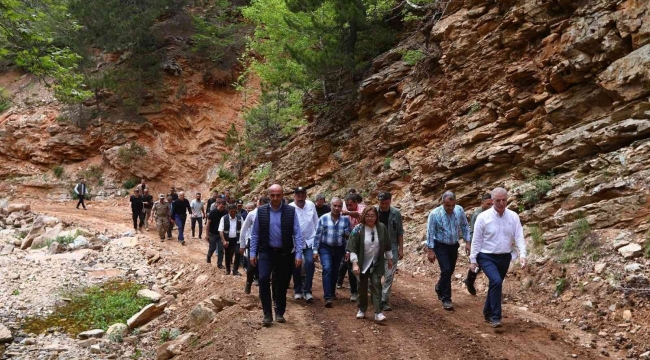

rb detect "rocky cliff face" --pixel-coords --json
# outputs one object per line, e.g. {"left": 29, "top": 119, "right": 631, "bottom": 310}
{"left": 225, "top": 0, "right": 650, "bottom": 243}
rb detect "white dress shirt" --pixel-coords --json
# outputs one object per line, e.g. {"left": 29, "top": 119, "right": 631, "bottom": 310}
{"left": 240, "top": 208, "right": 258, "bottom": 250}
{"left": 470, "top": 207, "right": 527, "bottom": 263}
{"left": 218, "top": 215, "right": 238, "bottom": 239}
{"left": 350, "top": 225, "right": 393, "bottom": 274}
{"left": 289, "top": 200, "right": 319, "bottom": 248}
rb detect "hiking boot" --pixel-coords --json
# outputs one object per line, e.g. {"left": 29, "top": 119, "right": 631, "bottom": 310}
{"left": 350, "top": 293, "right": 358, "bottom": 302}
{"left": 245, "top": 282, "right": 252, "bottom": 294}
{"left": 294, "top": 293, "right": 303, "bottom": 300}
{"left": 382, "top": 302, "right": 392, "bottom": 312}
{"left": 262, "top": 314, "right": 273, "bottom": 327}
{"left": 218, "top": 264, "right": 224, "bottom": 269}
{"left": 232, "top": 271, "right": 241, "bottom": 276}
{"left": 276, "top": 315, "right": 286, "bottom": 323}
{"left": 304, "top": 293, "right": 314, "bottom": 303}
{"left": 491, "top": 320, "right": 503, "bottom": 328}
{"left": 442, "top": 301, "right": 454, "bottom": 310}
{"left": 484, "top": 314, "right": 491, "bottom": 323}
{"left": 180, "top": 240, "right": 186, "bottom": 246}
{"left": 356, "top": 310, "right": 365, "bottom": 319}
{"left": 435, "top": 285, "right": 443, "bottom": 301}
{"left": 325, "top": 299, "right": 333, "bottom": 308}
{"left": 226, "top": 270, "right": 231, "bottom": 275}
{"left": 374, "top": 313, "right": 387, "bottom": 322}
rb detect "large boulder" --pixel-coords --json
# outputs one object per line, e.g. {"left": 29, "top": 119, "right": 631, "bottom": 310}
{"left": 20, "top": 216, "right": 45, "bottom": 249}
{"left": 599, "top": 44, "right": 650, "bottom": 102}
{"left": 48, "top": 242, "right": 64, "bottom": 255}
{"left": 127, "top": 302, "right": 168, "bottom": 329}
{"left": 619, "top": 243, "right": 643, "bottom": 259}
{"left": 186, "top": 302, "right": 216, "bottom": 328}
{"left": 31, "top": 223, "right": 63, "bottom": 249}
{"left": 156, "top": 333, "right": 195, "bottom": 360}
{"left": 7, "top": 204, "right": 30, "bottom": 214}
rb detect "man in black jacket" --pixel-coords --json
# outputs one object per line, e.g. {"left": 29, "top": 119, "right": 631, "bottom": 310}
{"left": 142, "top": 189, "right": 154, "bottom": 231}
{"left": 171, "top": 191, "right": 192, "bottom": 245}
{"left": 74, "top": 179, "right": 88, "bottom": 210}
{"left": 130, "top": 188, "right": 145, "bottom": 232}
{"left": 206, "top": 198, "right": 228, "bottom": 267}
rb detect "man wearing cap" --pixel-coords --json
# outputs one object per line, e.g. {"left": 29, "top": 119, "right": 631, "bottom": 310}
{"left": 377, "top": 191, "right": 404, "bottom": 311}
{"left": 289, "top": 186, "right": 319, "bottom": 302}
{"left": 153, "top": 194, "right": 171, "bottom": 242}
{"left": 190, "top": 193, "right": 206, "bottom": 239}
{"left": 237, "top": 199, "right": 248, "bottom": 220}
{"left": 166, "top": 194, "right": 175, "bottom": 239}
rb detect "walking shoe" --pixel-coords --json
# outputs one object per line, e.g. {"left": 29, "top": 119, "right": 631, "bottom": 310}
{"left": 262, "top": 314, "right": 273, "bottom": 327}
{"left": 382, "top": 302, "right": 392, "bottom": 311}
{"left": 325, "top": 299, "right": 333, "bottom": 308}
{"left": 167, "top": 236, "right": 172, "bottom": 240}
{"left": 225, "top": 270, "right": 231, "bottom": 275}
{"left": 442, "top": 301, "right": 454, "bottom": 310}
{"left": 294, "top": 293, "right": 303, "bottom": 300}
{"left": 374, "top": 313, "right": 387, "bottom": 322}
{"left": 160, "top": 239, "right": 164, "bottom": 243}
{"left": 350, "top": 293, "right": 358, "bottom": 302}
{"left": 435, "top": 285, "right": 443, "bottom": 301}
{"left": 180, "top": 241, "right": 186, "bottom": 246}
{"left": 356, "top": 310, "right": 365, "bottom": 319}
{"left": 218, "top": 264, "right": 224, "bottom": 269}
{"left": 491, "top": 320, "right": 503, "bottom": 328}
{"left": 232, "top": 271, "right": 241, "bottom": 276}
{"left": 253, "top": 279, "right": 259, "bottom": 286}
{"left": 276, "top": 315, "right": 286, "bottom": 323}
{"left": 304, "top": 293, "right": 314, "bottom": 303}
{"left": 484, "top": 314, "right": 491, "bottom": 323}
{"left": 245, "top": 282, "right": 252, "bottom": 294}
{"left": 465, "top": 279, "right": 477, "bottom": 296}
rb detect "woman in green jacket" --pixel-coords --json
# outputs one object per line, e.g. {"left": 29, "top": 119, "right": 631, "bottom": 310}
{"left": 347, "top": 206, "right": 394, "bottom": 322}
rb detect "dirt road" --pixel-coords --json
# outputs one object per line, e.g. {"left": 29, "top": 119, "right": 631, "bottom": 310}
{"left": 34, "top": 201, "right": 602, "bottom": 360}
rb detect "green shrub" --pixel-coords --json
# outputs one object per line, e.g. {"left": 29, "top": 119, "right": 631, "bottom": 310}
{"left": 529, "top": 225, "right": 544, "bottom": 251}
{"left": 521, "top": 173, "right": 554, "bottom": 207}
{"left": 55, "top": 114, "right": 69, "bottom": 123}
{"left": 160, "top": 328, "right": 181, "bottom": 343}
{"left": 118, "top": 142, "right": 147, "bottom": 164}
{"left": 0, "top": 88, "right": 10, "bottom": 114}
{"left": 249, "top": 164, "right": 271, "bottom": 190}
{"left": 556, "top": 217, "right": 597, "bottom": 263}
{"left": 52, "top": 165, "right": 64, "bottom": 179}
{"left": 467, "top": 103, "right": 481, "bottom": 116}
{"left": 11, "top": 289, "right": 19, "bottom": 296}
{"left": 218, "top": 167, "right": 236, "bottom": 182}
{"left": 400, "top": 49, "right": 425, "bottom": 66}
{"left": 123, "top": 177, "right": 139, "bottom": 189}
{"left": 554, "top": 278, "right": 567, "bottom": 297}
{"left": 383, "top": 157, "right": 392, "bottom": 170}
{"left": 79, "top": 165, "right": 103, "bottom": 183}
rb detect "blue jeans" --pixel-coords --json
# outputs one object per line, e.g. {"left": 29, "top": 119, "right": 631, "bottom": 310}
{"left": 477, "top": 253, "right": 511, "bottom": 321}
{"left": 174, "top": 214, "right": 186, "bottom": 241}
{"left": 319, "top": 244, "right": 345, "bottom": 300}
{"left": 293, "top": 247, "right": 315, "bottom": 295}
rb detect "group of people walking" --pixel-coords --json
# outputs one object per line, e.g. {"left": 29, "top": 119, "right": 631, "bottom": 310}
{"left": 119, "top": 179, "right": 526, "bottom": 329}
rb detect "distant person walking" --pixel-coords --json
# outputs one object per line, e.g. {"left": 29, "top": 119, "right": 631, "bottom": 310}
{"left": 465, "top": 193, "right": 493, "bottom": 295}
{"left": 136, "top": 179, "right": 147, "bottom": 194}
{"left": 130, "top": 188, "right": 145, "bottom": 232}
{"left": 289, "top": 187, "right": 319, "bottom": 303}
{"left": 314, "top": 194, "right": 331, "bottom": 218}
{"left": 166, "top": 194, "right": 175, "bottom": 239}
{"left": 169, "top": 187, "right": 179, "bottom": 201}
{"left": 240, "top": 199, "right": 267, "bottom": 293}
{"left": 347, "top": 206, "right": 393, "bottom": 322}
{"left": 142, "top": 189, "right": 154, "bottom": 231}
{"left": 376, "top": 191, "right": 404, "bottom": 311}
{"left": 470, "top": 187, "right": 527, "bottom": 328}
{"left": 74, "top": 179, "right": 88, "bottom": 210}
{"left": 426, "top": 191, "right": 470, "bottom": 310}
{"left": 153, "top": 194, "right": 171, "bottom": 242}
{"left": 219, "top": 204, "right": 243, "bottom": 275}
{"left": 249, "top": 184, "right": 304, "bottom": 327}
{"left": 171, "top": 191, "right": 192, "bottom": 245}
{"left": 206, "top": 198, "right": 228, "bottom": 267}
{"left": 314, "top": 197, "right": 351, "bottom": 308}
{"left": 190, "top": 193, "right": 205, "bottom": 239}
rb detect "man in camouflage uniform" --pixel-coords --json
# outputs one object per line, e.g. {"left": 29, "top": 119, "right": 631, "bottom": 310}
{"left": 153, "top": 194, "right": 171, "bottom": 242}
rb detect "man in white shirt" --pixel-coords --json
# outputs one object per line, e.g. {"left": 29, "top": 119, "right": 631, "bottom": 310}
{"left": 190, "top": 193, "right": 206, "bottom": 239}
{"left": 219, "top": 204, "right": 243, "bottom": 275}
{"left": 470, "top": 187, "right": 527, "bottom": 328}
{"left": 240, "top": 197, "right": 270, "bottom": 294}
{"left": 289, "top": 187, "right": 319, "bottom": 302}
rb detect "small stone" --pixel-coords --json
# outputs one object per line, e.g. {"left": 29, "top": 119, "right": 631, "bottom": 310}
{"left": 0, "top": 324, "right": 13, "bottom": 343}
{"left": 582, "top": 301, "right": 593, "bottom": 310}
{"left": 618, "top": 243, "right": 642, "bottom": 259}
{"left": 613, "top": 239, "right": 630, "bottom": 250}
{"left": 78, "top": 338, "right": 99, "bottom": 348}
{"left": 48, "top": 241, "right": 64, "bottom": 254}
{"left": 21, "top": 338, "right": 36, "bottom": 345}
{"left": 594, "top": 263, "right": 606, "bottom": 274}
{"left": 640, "top": 351, "right": 650, "bottom": 358}
{"left": 127, "top": 302, "right": 168, "bottom": 328}
{"left": 137, "top": 289, "right": 162, "bottom": 302}
{"left": 624, "top": 263, "right": 642, "bottom": 272}
{"left": 598, "top": 331, "right": 607, "bottom": 337}
{"left": 106, "top": 323, "right": 128, "bottom": 337}
{"left": 623, "top": 310, "right": 632, "bottom": 322}
{"left": 78, "top": 329, "right": 104, "bottom": 339}
{"left": 90, "top": 344, "right": 101, "bottom": 354}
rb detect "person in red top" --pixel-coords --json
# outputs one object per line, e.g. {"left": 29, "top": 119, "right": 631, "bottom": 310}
{"left": 336, "top": 193, "right": 365, "bottom": 301}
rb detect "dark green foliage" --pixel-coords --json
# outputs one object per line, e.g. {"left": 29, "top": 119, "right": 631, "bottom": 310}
{"left": 118, "top": 142, "right": 147, "bottom": 164}
{"left": 123, "top": 177, "right": 139, "bottom": 190}
{"left": 78, "top": 165, "right": 103, "bottom": 184}
{"left": 218, "top": 167, "right": 236, "bottom": 182}
{"left": 556, "top": 217, "right": 597, "bottom": 263}
{"left": 0, "top": 87, "right": 10, "bottom": 113}
{"left": 191, "top": 0, "right": 243, "bottom": 63}
{"left": 521, "top": 173, "right": 554, "bottom": 207}
{"left": 52, "top": 165, "right": 64, "bottom": 179}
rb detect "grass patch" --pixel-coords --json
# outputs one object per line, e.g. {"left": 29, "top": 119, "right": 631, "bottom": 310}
{"left": 218, "top": 167, "right": 236, "bottom": 182}
{"left": 79, "top": 165, "right": 103, "bottom": 184}
{"left": 123, "top": 177, "right": 139, "bottom": 189}
{"left": 52, "top": 165, "right": 64, "bottom": 179}
{"left": 399, "top": 49, "right": 425, "bottom": 66}
{"left": 555, "top": 217, "right": 597, "bottom": 263}
{"left": 11, "top": 289, "right": 19, "bottom": 296}
{"left": 249, "top": 163, "right": 271, "bottom": 190}
{"left": 0, "top": 87, "right": 10, "bottom": 114}
{"left": 22, "top": 280, "right": 150, "bottom": 336}
{"left": 467, "top": 103, "right": 481, "bottom": 116}
{"left": 529, "top": 225, "right": 545, "bottom": 252}
{"left": 160, "top": 328, "right": 181, "bottom": 343}
{"left": 55, "top": 114, "right": 69, "bottom": 123}
{"left": 521, "top": 173, "right": 554, "bottom": 208}
{"left": 383, "top": 157, "right": 392, "bottom": 170}
{"left": 118, "top": 142, "right": 147, "bottom": 164}
{"left": 32, "top": 231, "right": 79, "bottom": 250}
{"left": 554, "top": 278, "right": 568, "bottom": 297}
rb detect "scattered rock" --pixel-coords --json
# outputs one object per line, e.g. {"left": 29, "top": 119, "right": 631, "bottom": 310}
{"left": 21, "top": 216, "right": 45, "bottom": 249}
{"left": 156, "top": 333, "right": 195, "bottom": 360}
{"left": 48, "top": 241, "right": 64, "bottom": 254}
{"left": 0, "top": 324, "right": 12, "bottom": 343}
{"left": 619, "top": 243, "right": 643, "bottom": 259}
{"left": 623, "top": 309, "right": 632, "bottom": 322}
{"left": 90, "top": 343, "right": 101, "bottom": 354}
{"left": 582, "top": 301, "right": 594, "bottom": 310}
{"left": 78, "top": 329, "right": 105, "bottom": 339}
{"left": 69, "top": 235, "right": 88, "bottom": 249}
{"left": 208, "top": 295, "right": 235, "bottom": 312}
{"left": 137, "top": 289, "right": 162, "bottom": 302}
{"left": 594, "top": 263, "right": 606, "bottom": 274}
{"left": 187, "top": 302, "right": 216, "bottom": 328}
{"left": 114, "top": 237, "right": 138, "bottom": 247}
{"left": 1, "top": 244, "right": 14, "bottom": 255}
{"left": 613, "top": 239, "right": 630, "bottom": 250}
{"left": 31, "top": 223, "right": 63, "bottom": 249}
{"left": 127, "top": 302, "right": 168, "bottom": 329}
{"left": 106, "top": 323, "right": 128, "bottom": 337}
{"left": 7, "top": 204, "right": 30, "bottom": 214}
{"left": 624, "top": 263, "right": 643, "bottom": 272}
{"left": 21, "top": 338, "right": 36, "bottom": 345}
{"left": 78, "top": 338, "right": 99, "bottom": 348}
